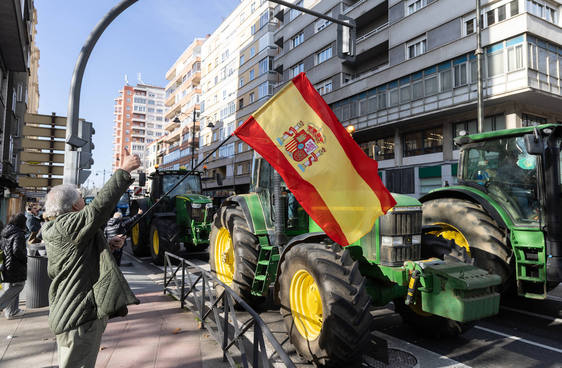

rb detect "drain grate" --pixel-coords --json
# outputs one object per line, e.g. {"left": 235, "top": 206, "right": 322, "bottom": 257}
{"left": 362, "top": 348, "right": 418, "bottom": 368}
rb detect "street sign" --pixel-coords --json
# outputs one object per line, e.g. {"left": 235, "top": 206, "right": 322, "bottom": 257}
{"left": 20, "top": 164, "right": 64, "bottom": 175}
{"left": 22, "top": 125, "right": 66, "bottom": 139}
{"left": 20, "top": 151, "right": 64, "bottom": 164}
{"left": 18, "top": 177, "right": 63, "bottom": 187}
{"left": 134, "top": 186, "right": 142, "bottom": 195}
{"left": 20, "top": 138, "right": 65, "bottom": 150}
{"left": 24, "top": 112, "right": 66, "bottom": 127}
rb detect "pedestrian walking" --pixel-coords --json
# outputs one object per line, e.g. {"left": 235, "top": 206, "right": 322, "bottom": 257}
{"left": 104, "top": 208, "right": 142, "bottom": 266}
{"left": 0, "top": 213, "right": 28, "bottom": 320}
{"left": 42, "top": 148, "right": 141, "bottom": 368}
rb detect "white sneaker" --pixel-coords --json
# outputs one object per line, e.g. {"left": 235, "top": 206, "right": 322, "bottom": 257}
{"left": 6, "top": 309, "right": 25, "bottom": 320}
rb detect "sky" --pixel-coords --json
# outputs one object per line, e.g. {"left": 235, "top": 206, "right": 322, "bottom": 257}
{"left": 35, "top": 0, "right": 241, "bottom": 187}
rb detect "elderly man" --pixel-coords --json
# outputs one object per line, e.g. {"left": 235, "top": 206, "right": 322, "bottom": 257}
{"left": 42, "top": 149, "right": 141, "bottom": 368}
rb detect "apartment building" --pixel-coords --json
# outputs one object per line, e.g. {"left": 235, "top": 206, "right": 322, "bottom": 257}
{"left": 198, "top": 0, "right": 280, "bottom": 199}
{"left": 0, "top": 0, "right": 38, "bottom": 222}
{"left": 273, "top": 0, "right": 562, "bottom": 197}
{"left": 160, "top": 38, "right": 205, "bottom": 172}
{"left": 112, "top": 83, "right": 166, "bottom": 183}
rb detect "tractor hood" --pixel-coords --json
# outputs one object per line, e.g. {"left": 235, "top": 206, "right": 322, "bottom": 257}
{"left": 176, "top": 194, "right": 212, "bottom": 204}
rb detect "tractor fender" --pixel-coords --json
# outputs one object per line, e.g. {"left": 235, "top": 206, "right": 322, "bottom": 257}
{"left": 420, "top": 188, "right": 513, "bottom": 263}
{"left": 420, "top": 188, "right": 509, "bottom": 231}
{"left": 273, "top": 232, "right": 330, "bottom": 304}
{"left": 221, "top": 195, "right": 266, "bottom": 234}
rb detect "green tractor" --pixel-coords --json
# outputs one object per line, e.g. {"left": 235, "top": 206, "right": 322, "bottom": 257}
{"left": 209, "top": 155, "right": 501, "bottom": 366}
{"left": 130, "top": 168, "right": 213, "bottom": 265}
{"left": 421, "top": 124, "right": 562, "bottom": 299}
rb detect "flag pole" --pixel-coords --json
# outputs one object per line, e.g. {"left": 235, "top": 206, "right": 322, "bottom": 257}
{"left": 125, "top": 134, "right": 235, "bottom": 232}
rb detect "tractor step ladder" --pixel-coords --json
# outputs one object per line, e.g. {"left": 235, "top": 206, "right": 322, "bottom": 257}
{"left": 513, "top": 243, "right": 546, "bottom": 298}
{"left": 251, "top": 238, "right": 280, "bottom": 295}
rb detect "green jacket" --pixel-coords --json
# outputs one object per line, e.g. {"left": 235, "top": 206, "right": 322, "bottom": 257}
{"left": 43, "top": 169, "right": 139, "bottom": 335}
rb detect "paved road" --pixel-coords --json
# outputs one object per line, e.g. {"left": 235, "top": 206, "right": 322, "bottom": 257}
{"left": 135, "top": 251, "right": 562, "bottom": 367}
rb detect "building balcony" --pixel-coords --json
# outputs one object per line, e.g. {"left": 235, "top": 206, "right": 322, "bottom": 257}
{"left": 164, "top": 129, "right": 181, "bottom": 143}
{"left": 164, "top": 119, "right": 180, "bottom": 132}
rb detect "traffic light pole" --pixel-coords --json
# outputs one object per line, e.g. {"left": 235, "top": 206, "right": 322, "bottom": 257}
{"left": 64, "top": 0, "right": 138, "bottom": 185}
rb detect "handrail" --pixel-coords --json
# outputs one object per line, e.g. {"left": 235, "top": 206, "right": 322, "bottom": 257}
{"left": 163, "top": 252, "right": 296, "bottom": 368}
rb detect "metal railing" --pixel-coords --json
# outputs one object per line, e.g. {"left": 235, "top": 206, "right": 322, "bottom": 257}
{"left": 163, "top": 252, "right": 296, "bottom": 368}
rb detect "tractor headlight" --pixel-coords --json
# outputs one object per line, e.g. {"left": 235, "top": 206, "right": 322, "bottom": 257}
{"left": 412, "top": 235, "right": 422, "bottom": 244}
{"left": 192, "top": 203, "right": 202, "bottom": 209}
{"left": 381, "top": 236, "right": 404, "bottom": 246}
{"left": 205, "top": 203, "right": 213, "bottom": 209}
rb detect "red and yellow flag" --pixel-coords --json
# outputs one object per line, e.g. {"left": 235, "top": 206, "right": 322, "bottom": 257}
{"left": 234, "top": 73, "right": 395, "bottom": 246}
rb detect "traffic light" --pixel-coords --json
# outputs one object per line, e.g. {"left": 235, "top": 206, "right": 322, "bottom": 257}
{"left": 78, "top": 120, "right": 95, "bottom": 169}
{"left": 77, "top": 120, "right": 95, "bottom": 185}
{"left": 337, "top": 15, "right": 356, "bottom": 62}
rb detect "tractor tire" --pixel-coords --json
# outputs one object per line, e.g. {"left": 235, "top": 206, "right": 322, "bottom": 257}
{"left": 209, "top": 203, "right": 263, "bottom": 306}
{"left": 422, "top": 198, "right": 513, "bottom": 294}
{"left": 278, "top": 242, "right": 373, "bottom": 367}
{"left": 129, "top": 199, "right": 149, "bottom": 257}
{"left": 149, "top": 219, "right": 179, "bottom": 266}
{"left": 131, "top": 222, "right": 148, "bottom": 257}
{"left": 394, "top": 298, "right": 474, "bottom": 338}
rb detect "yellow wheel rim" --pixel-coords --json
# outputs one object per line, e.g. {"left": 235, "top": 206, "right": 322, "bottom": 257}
{"left": 289, "top": 269, "right": 323, "bottom": 340}
{"left": 430, "top": 222, "right": 471, "bottom": 255}
{"left": 214, "top": 228, "right": 235, "bottom": 286}
{"left": 153, "top": 228, "right": 159, "bottom": 255}
{"left": 132, "top": 224, "right": 139, "bottom": 245}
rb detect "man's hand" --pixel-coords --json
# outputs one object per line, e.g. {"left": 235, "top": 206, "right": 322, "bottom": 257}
{"left": 137, "top": 208, "right": 143, "bottom": 215}
{"left": 120, "top": 147, "right": 141, "bottom": 173}
{"left": 109, "top": 235, "right": 125, "bottom": 250}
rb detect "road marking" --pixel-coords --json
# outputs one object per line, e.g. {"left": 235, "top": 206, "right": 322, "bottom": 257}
{"left": 500, "top": 306, "right": 562, "bottom": 325}
{"left": 474, "top": 326, "right": 562, "bottom": 354}
{"left": 547, "top": 295, "right": 562, "bottom": 303}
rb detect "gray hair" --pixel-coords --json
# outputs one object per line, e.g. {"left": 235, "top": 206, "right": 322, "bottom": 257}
{"left": 44, "top": 184, "right": 81, "bottom": 218}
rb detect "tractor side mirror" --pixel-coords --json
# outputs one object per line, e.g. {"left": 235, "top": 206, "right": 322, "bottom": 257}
{"left": 216, "top": 173, "right": 223, "bottom": 186}
{"left": 138, "top": 172, "right": 146, "bottom": 187}
{"left": 524, "top": 133, "right": 543, "bottom": 155}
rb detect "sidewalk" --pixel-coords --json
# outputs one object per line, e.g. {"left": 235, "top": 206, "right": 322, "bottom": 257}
{"left": 0, "top": 252, "right": 227, "bottom": 368}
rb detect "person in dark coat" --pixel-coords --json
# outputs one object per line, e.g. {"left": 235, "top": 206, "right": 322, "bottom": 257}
{"left": 104, "top": 208, "right": 142, "bottom": 266}
{"left": 0, "top": 213, "right": 28, "bottom": 319}
{"left": 25, "top": 203, "right": 43, "bottom": 243}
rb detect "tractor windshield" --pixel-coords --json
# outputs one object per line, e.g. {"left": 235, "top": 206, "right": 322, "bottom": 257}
{"left": 162, "top": 174, "right": 202, "bottom": 197}
{"left": 461, "top": 136, "right": 539, "bottom": 225}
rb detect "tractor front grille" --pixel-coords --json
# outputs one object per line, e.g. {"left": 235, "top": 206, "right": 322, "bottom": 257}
{"left": 191, "top": 207, "right": 205, "bottom": 222}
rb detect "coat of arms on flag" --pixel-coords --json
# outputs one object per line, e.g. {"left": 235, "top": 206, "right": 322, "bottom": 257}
{"left": 234, "top": 73, "right": 396, "bottom": 246}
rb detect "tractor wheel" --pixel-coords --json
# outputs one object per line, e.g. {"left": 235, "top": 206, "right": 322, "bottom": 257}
{"left": 149, "top": 219, "right": 178, "bottom": 266}
{"left": 278, "top": 242, "right": 373, "bottom": 367}
{"left": 394, "top": 298, "right": 474, "bottom": 338}
{"left": 209, "top": 204, "right": 263, "bottom": 306}
{"left": 131, "top": 222, "right": 148, "bottom": 257}
{"left": 422, "top": 198, "right": 513, "bottom": 293}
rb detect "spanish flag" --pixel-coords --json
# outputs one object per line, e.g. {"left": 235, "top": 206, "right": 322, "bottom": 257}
{"left": 235, "top": 73, "right": 395, "bottom": 246}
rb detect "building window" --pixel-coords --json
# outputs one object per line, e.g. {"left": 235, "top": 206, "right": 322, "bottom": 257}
{"left": 290, "top": 63, "right": 304, "bottom": 78}
{"left": 507, "top": 44, "right": 523, "bottom": 71}
{"left": 259, "top": 9, "right": 271, "bottom": 28}
{"left": 240, "top": 54, "right": 245, "bottom": 65}
{"left": 510, "top": 0, "right": 519, "bottom": 16}
{"left": 249, "top": 69, "right": 255, "bottom": 80}
{"left": 315, "top": 18, "right": 332, "bottom": 33}
{"left": 316, "top": 79, "right": 333, "bottom": 95}
{"left": 249, "top": 92, "right": 255, "bottom": 103}
{"left": 527, "top": 0, "right": 558, "bottom": 23}
{"left": 403, "top": 127, "right": 443, "bottom": 157}
{"left": 465, "top": 17, "right": 475, "bottom": 35}
{"left": 239, "top": 78, "right": 245, "bottom": 88}
{"left": 258, "top": 81, "right": 272, "bottom": 98}
{"left": 291, "top": 32, "right": 304, "bottom": 49}
{"left": 251, "top": 24, "right": 256, "bottom": 34}
{"left": 250, "top": 47, "right": 255, "bottom": 58}
{"left": 454, "top": 59, "right": 468, "bottom": 87}
{"left": 487, "top": 44, "right": 505, "bottom": 77}
{"left": 386, "top": 168, "right": 415, "bottom": 194}
{"left": 522, "top": 113, "right": 547, "bottom": 126}
{"left": 406, "top": 0, "right": 428, "bottom": 15}
{"left": 373, "top": 137, "right": 395, "bottom": 160}
{"left": 484, "top": 114, "right": 506, "bottom": 131}
{"left": 316, "top": 47, "right": 333, "bottom": 64}
{"left": 407, "top": 37, "right": 427, "bottom": 59}
{"left": 259, "top": 56, "right": 273, "bottom": 75}
{"left": 289, "top": 0, "right": 303, "bottom": 21}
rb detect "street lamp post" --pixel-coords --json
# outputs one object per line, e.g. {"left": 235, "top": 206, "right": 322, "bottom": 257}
{"left": 191, "top": 109, "right": 197, "bottom": 170}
